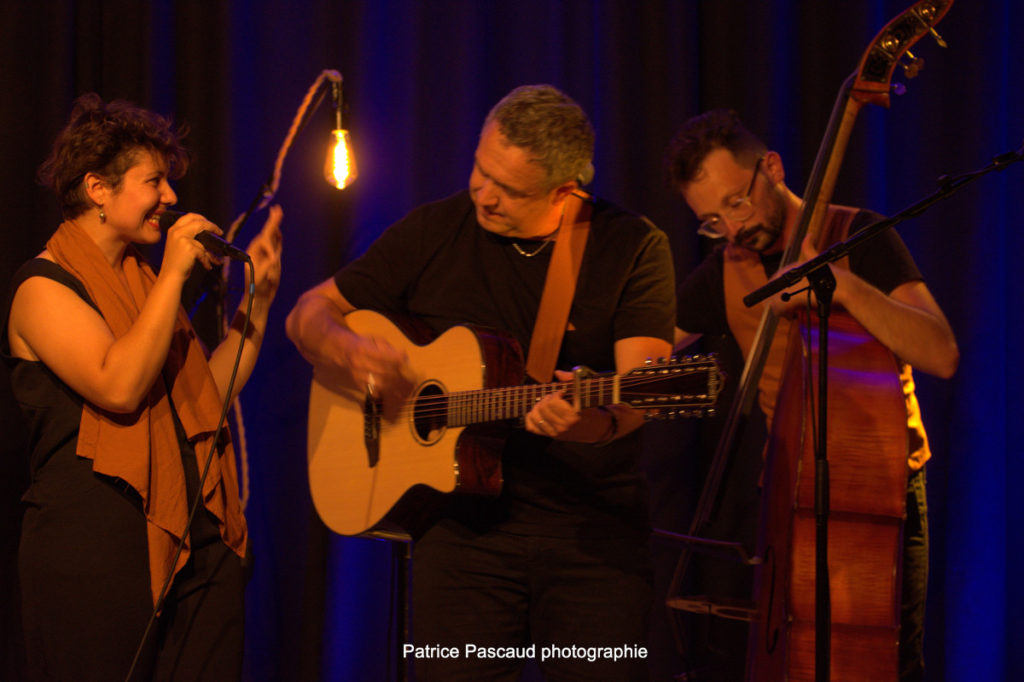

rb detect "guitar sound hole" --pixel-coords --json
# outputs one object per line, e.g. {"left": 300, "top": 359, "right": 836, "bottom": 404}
{"left": 411, "top": 382, "right": 447, "bottom": 443}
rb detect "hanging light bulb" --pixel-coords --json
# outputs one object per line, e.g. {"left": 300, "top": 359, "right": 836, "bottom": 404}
{"left": 324, "top": 79, "right": 357, "bottom": 189}
{"left": 325, "top": 129, "right": 357, "bottom": 189}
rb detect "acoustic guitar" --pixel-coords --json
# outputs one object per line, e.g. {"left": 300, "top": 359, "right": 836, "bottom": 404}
{"left": 307, "top": 309, "right": 723, "bottom": 536}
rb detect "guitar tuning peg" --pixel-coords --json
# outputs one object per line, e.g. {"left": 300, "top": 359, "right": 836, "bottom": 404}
{"left": 928, "top": 26, "right": 948, "bottom": 49}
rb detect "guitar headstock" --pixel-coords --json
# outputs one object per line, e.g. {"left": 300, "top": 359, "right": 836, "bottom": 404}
{"left": 621, "top": 354, "right": 724, "bottom": 420}
{"left": 852, "top": 0, "right": 953, "bottom": 107}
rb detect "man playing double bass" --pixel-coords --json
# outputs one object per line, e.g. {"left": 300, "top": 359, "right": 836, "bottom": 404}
{"left": 666, "top": 109, "right": 958, "bottom": 682}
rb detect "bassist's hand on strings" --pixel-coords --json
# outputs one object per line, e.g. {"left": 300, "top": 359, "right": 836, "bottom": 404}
{"left": 767, "top": 234, "right": 848, "bottom": 317}
{"left": 764, "top": 233, "right": 957, "bottom": 378}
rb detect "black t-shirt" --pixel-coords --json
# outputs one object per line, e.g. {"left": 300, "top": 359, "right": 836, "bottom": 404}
{"left": 335, "top": 190, "right": 676, "bottom": 537}
{"left": 677, "top": 209, "right": 923, "bottom": 336}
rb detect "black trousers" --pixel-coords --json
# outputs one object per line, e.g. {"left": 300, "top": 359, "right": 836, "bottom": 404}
{"left": 411, "top": 519, "right": 654, "bottom": 681}
{"left": 899, "top": 467, "right": 929, "bottom": 682}
{"left": 19, "top": 466, "right": 244, "bottom": 682}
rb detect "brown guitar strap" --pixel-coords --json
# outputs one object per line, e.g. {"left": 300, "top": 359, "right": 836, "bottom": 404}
{"left": 525, "top": 191, "right": 593, "bottom": 383}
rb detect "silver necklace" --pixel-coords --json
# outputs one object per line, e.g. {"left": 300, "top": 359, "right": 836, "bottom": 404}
{"left": 512, "top": 238, "right": 553, "bottom": 257}
{"left": 511, "top": 205, "right": 564, "bottom": 257}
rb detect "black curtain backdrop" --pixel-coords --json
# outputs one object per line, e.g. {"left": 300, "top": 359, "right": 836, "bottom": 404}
{"left": 2, "top": 1, "right": 1020, "bottom": 680}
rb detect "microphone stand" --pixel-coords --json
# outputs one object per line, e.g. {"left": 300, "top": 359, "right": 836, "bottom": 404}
{"left": 745, "top": 143, "right": 1024, "bottom": 308}
{"left": 743, "top": 143, "right": 1023, "bottom": 681}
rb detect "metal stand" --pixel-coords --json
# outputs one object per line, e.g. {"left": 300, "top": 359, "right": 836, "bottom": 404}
{"left": 363, "top": 529, "right": 413, "bottom": 682}
{"left": 805, "top": 266, "right": 836, "bottom": 682}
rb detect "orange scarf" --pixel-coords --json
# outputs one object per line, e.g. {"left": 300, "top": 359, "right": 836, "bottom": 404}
{"left": 46, "top": 220, "right": 247, "bottom": 605}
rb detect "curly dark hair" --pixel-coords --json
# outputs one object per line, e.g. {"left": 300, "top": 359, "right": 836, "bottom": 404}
{"left": 484, "top": 85, "right": 595, "bottom": 188}
{"left": 664, "top": 109, "right": 766, "bottom": 190}
{"left": 38, "top": 93, "right": 189, "bottom": 219}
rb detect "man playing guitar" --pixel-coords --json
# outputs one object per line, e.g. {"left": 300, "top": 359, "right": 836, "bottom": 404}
{"left": 287, "top": 84, "right": 675, "bottom": 681}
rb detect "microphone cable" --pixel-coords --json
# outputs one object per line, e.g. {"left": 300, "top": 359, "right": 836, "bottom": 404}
{"left": 124, "top": 260, "right": 255, "bottom": 682}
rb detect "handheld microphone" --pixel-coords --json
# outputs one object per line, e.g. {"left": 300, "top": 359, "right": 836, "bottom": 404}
{"left": 157, "top": 209, "right": 250, "bottom": 261}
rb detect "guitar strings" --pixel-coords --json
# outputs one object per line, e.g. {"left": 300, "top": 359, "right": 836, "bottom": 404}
{"left": 390, "top": 371, "right": 716, "bottom": 410}
{"left": 369, "top": 370, "right": 718, "bottom": 421}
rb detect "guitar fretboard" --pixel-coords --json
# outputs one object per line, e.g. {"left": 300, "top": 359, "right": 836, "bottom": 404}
{"left": 446, "top": 376, "right": 618, "bottom": 427}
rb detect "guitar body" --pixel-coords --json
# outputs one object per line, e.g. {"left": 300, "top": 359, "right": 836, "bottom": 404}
{"left": 307, "top": 309, "right": 521, "bottom": 536}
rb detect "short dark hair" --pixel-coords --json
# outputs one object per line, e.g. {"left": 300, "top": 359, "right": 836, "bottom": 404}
{"left": 664, "top": 109, "right": 766, "bottom": 189}
{"left": 484, "top": 84, "right": 595, "bottom": 188}
{"left": 38, "top": 93, "right": 189, "bottom": 219}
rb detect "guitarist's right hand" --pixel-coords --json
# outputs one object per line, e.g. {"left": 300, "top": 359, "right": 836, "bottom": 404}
{"left": 344, "top": 334, "right": 417, "bottom": 421}
{"left": 287, "top": 280, "right": 417, "bottom": 421}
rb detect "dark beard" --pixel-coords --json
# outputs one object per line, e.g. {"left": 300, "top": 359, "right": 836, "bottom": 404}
{"left": 734, "top": 223, "right": 782, "bottom": 252}
{"left": 734, "top": 193, "right": 786, "bottom": 252}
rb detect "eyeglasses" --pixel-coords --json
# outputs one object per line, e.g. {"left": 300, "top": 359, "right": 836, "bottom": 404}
{"left": 697, "top": 156, "right": 765, "bottom": 239}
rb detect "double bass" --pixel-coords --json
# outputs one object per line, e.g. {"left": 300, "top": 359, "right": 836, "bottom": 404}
{"left": 665, "top": 2, "right": 954, "bottom": 680}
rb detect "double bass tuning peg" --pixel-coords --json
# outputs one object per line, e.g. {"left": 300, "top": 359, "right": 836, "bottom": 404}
{"left": 913, "top": 6, "right": 948, "bottom": 49}
{"left": 901, "top": 51, "right": 924, "bottom": 79}
{"left": 898, "top": 12, "right": 950, "bottom": 83}
{"left": 927, "top": 26, "right": 948, "bottom": 49}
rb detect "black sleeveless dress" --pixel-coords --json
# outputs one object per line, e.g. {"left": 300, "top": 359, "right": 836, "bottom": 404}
{"left": 3, "top": 258, "right": 239, "bottom": 681}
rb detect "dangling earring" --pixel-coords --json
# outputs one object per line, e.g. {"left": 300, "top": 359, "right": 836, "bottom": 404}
{"left": 98, "top": 208, "right": 106, "bottom": 223}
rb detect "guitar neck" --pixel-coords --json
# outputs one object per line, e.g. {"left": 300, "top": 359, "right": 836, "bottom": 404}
{"left": 447, "top": 375, "right": 618, "bottom": 427}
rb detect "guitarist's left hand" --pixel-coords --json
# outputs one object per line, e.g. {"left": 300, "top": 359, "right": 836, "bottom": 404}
{"left": 524, "top": 369, "right": 582, "bottom": 439}
{"left": 525, "top": 369, "right": 629, "bottom": 443}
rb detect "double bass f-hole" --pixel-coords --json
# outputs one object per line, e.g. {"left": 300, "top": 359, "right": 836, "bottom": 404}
{"left": 762, "top": 544, "right": 779, "bottom": 655}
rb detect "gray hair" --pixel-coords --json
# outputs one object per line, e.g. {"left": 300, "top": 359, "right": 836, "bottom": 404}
{"left": 484, "top": 84, "right": 595, "bottom": 188}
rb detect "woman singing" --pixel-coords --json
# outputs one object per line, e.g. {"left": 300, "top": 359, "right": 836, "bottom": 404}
{"left": 2, "top": 94, "right": 282, "bottom": 680}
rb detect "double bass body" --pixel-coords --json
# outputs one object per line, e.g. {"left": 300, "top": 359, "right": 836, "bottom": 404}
{"left": 737, "top": 3, "right": 954, "bottom": 677}
{"left": 748, "top": 310, "right": 908, "bottom": 681}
